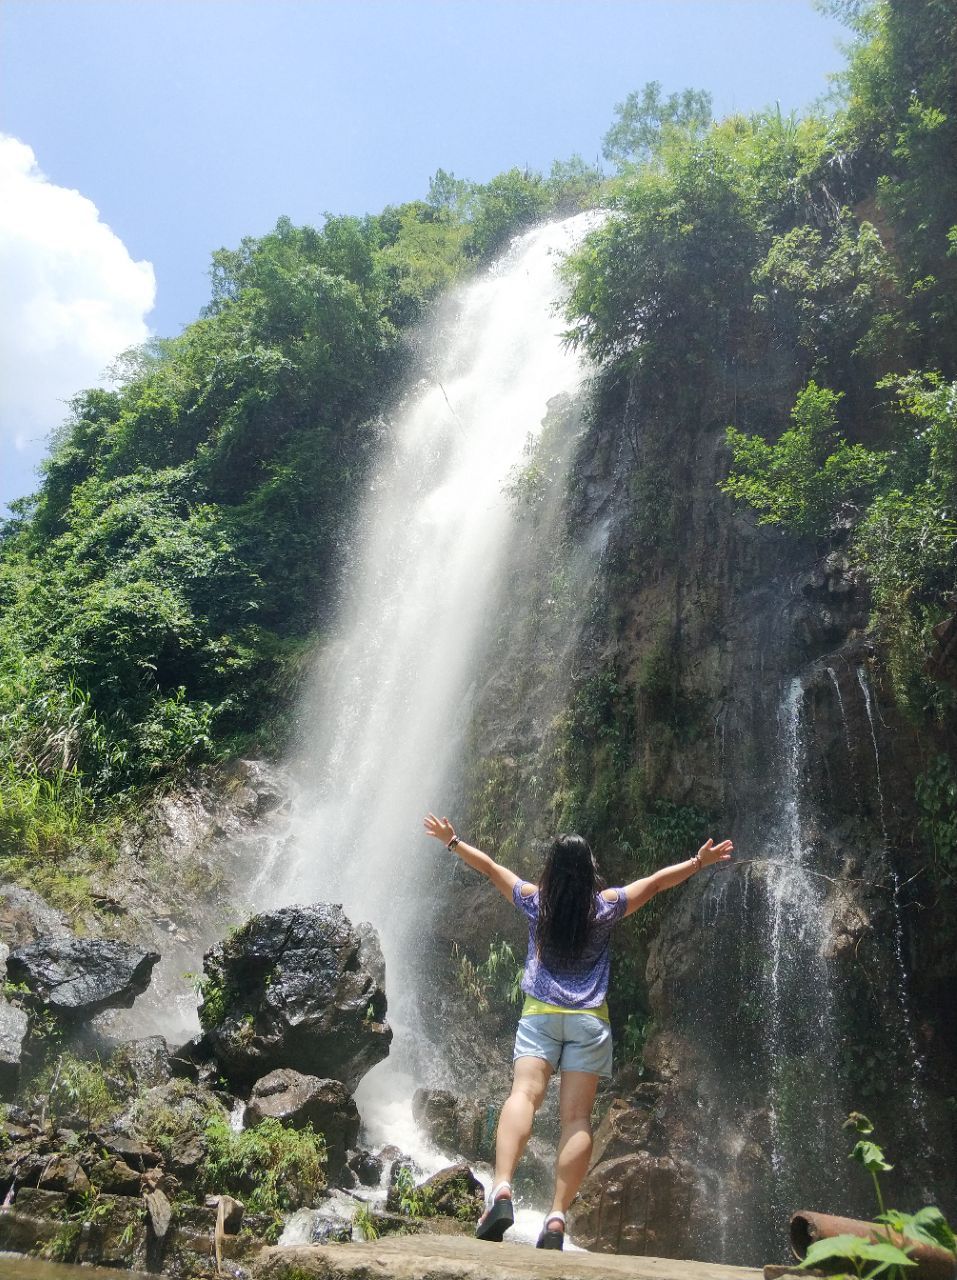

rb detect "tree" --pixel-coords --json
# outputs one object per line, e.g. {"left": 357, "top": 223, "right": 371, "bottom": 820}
{"left": 602, "top": 81, "right": 713, "bottom": 169}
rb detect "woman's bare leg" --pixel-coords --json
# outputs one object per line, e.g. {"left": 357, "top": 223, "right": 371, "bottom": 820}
{"left": 492, "top": 1056, "right": 552, "bottom": 1191}
{"left": 549, "top": 1070, "right": 599, "bottom": 1225}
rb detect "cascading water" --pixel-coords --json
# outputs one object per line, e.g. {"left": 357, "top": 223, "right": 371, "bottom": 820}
{"left": 254, "top": 213, "right": 603, "bottom": 1161}
{"left": 762, "top": 677, "right": 847, "bottom": 1228}
{"left": 854, "top": 666, "right": 932, "bottom": 1182}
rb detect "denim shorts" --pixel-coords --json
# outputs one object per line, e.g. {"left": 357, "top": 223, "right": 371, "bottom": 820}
{"left": 513, "top": 1011, "right": 613, "bottom": 1077}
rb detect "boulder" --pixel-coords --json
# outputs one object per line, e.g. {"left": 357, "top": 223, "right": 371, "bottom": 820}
{"left": 206, "top": 1193, "right": 245, "bottom": 1234}
{"left": 109, "top": 1035, "right": 173, "bottom": 1091}
{"left": 0, "top": 998, "right": 29, "bottom": 1098}
{"left": 88, "top": 1156, "right": 143, "bottom": 1196}
{"left": 119, "top": 1077, "right": 227, "bottom": 1184}
{"left": 7, "top": 937, "right": 160, "bottom": 1022}
{"left": 246, "top": 1069, "right": 359, "bottom": 1178}
{"left": 348, "top": 1149, "right": 383, "bottom": 1187}
{"left": 96, "top": 1133, "right": 163, "bottom": 1170}
{"left": 566, "top": 1149, "right": 697, "bottom": 1256}
{"left": 411, "top": 1087, "right": 490, "bottom": 1161}
{"left": 200, "top": 904, "right": 391, "bottom": 1091}
{"left": 417, "top": 1162, "right": 484, "bottom": 1218}
{"left": 37, "top": 1153, "right": 91, "bottom": 1195}
{"left": 169, "top": 1032, "right": 220, "bottom": 1086}
{"left": 0, "top": 884, "right": 71, "bottom": 955}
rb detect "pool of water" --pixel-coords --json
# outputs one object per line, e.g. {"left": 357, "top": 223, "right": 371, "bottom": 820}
{"left": 0, "top": 1255, "right": 149, "bottom": 1280}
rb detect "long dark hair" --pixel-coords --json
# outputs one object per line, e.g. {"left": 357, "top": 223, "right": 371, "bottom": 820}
{"left": 535, "top": 834, "right": 605, "bottom": 966}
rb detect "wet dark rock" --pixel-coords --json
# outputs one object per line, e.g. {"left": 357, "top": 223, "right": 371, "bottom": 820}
{"left": 412, "top": 1087, "right": 490, "bottom": 1161}
{"left": 418, "top": 1162, "right": 484, "bottom": 1218}
{"left": 567, "top": 1148, "right": 697, "bottom": 1256}
{"left": 37, "top": 1152, "right": 91, "bottom": 1195}
{"left": 88, "top": 1155, "right": 142, "bottom": 1195}
{"left": 348, "top": 1148, "right": 383, "bottom": 1187}
{"left": 145, "top": 1186, "right": 173, "bottom": 1240}
{"left": 96, "top": 1132, "right": 163, "bottom": 1169}
{"left": 200, "top": 903, "right": 391, "bottom": 1091}
{"left": 0, "top": 997, "right": 29, "bottom": 1098}
{"left": 0, "top": 1188, "right": 72, "bottom": 1255}
{"left": 169, "top": 1031, "right": 220, "bottom": 1086}
{"left": 167, "top": 1131, "right": 207, "bottom": 1182}
{"left": 246, "top": 1068, "right": 359, "bottom": 1178}
{"left": 109, "top": 1034, "right": 173, "bottom": 1091}
{"left": 7, "top": 936, "right": 160, "bottom": 1022}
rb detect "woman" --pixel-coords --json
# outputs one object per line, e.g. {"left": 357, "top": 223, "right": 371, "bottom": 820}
{"left": 423, "top": 812, "right": 733, "bottom": 1250}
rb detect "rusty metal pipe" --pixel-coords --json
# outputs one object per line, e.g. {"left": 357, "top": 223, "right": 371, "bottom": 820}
{"left": 790, "top": 1210, "right": 956, "bottom": 1280}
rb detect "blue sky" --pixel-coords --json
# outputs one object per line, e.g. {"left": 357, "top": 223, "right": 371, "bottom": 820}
{"left": 1, "top": 0, "right": 848, "bottom": 506}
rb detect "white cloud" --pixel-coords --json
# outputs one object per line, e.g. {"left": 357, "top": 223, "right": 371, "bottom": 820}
{"left": 0, "top": 135, "right": 156, "bottom": 504}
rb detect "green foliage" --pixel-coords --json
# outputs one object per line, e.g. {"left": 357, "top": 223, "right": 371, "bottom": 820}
{"left": 916, "top": 754, "right": 957, "bottom": 888}
{"left": 352, "top": 1205, "right": 380, "bottom": 1240}
{"left": 879, "top": 1208, "right": 957, "bottom": 1255}
{"left": 722, "top": 372, "right": 955, "bottom": 717}
{"left": 836, "top": 0, "right": 957, "bottom": 369}
{"left": 796, "top": 1113, "right": 956, "bottom": 1278}
{"left": 565, "top": 131, "right": 760, "bottom": 373}
{"left": 452, "top": 937, "right": 522, "bottom": 1015}
{"left": 722, "top": 382, "right": 889, "bottom": 537}
{"left": 127, "top": 1078, "right": 222, "bottom": 1158}
{"left": 466, "top": 168, "right": 551, "bottom": 260}
{"left": 800, "top": 1232, "right": 916, "bottom": 1277}
{"left": 200, "top": 1114, "right": 326, "bottom": 1214}
{"left": 854, "top": 374, "right": 957, "bottom": 713}
{"left": 196, "top": 972, "right": 230, "bottom": 1031}
{"left": 392, "top": 1164, "right": 436, "bottom": 1220}
{"left": 753, "top": 214, "right": 902, "bottom": 366}
{"left": 618, "top": 1011, "right": 650, "bottom": 1065}
{"left": 38, "top": 1054, "right": 119, "bottom": 1128}
{"left": 602, "top": 81, "right": 713, "bottom": 169}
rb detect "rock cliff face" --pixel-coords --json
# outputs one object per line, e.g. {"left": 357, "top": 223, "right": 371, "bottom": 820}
{"left": 449, "top": 363, "right": 957, "bottom": 1264}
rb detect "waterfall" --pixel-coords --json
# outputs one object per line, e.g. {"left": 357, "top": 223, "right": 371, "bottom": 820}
{"left": 855, "top": 667, "right": 932, "bottom": 1178}
{"left": 254, "top": 213, "right": 602, "bottom": 1157}
{"left": 762, "top": 676, "right": 847, "bottom": 1234}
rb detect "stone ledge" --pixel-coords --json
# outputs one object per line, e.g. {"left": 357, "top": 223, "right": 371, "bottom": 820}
{"left": 253, "top": 1234, "right": 766, "bottom": 1280}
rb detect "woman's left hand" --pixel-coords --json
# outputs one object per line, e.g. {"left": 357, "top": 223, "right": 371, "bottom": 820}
{"left": 424, "top": 812, "right": 455, "bottom": 844}
{"left": 698, "top": 837, "right": 734, "bottom": 867}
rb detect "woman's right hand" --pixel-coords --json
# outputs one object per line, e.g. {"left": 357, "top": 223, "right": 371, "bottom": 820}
{"left": 424, "top": 812, "right": 455, "bottom": 845}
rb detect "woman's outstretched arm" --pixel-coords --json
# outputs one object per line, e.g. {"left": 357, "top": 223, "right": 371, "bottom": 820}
{"left": 621, "top": 837, "right": 733, "bottom": 917}
{"left": 423, "top": 812, "right": 521, "bottom": 903}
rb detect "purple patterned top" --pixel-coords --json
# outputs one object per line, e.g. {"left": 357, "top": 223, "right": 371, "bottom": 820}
{"left": 512, "top": 881, "right": 627, "bottom": 1009}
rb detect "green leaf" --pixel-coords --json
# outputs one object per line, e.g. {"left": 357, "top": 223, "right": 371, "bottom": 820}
{"left": 896, "top": 1208, "right": 957, "bottom": 1253}
{"left": 801, "top": 1234, "right": 917, "bottom": 1275}
{"left": 851, "top": 1139, "right": 894, "bottom": 1173}
{"left": 845, "top": 1112, "right": 875, "bottom": 1136}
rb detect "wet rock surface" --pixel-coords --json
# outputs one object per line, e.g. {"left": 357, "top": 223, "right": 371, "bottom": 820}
{"left": 7, "top": 936, "right": 160, "bottom": 1021}
{"left": 109, "top": 1033, "right": 174, "bottom": 1090}
{"left": 253, "top": 1235, "right": 766, "bottom": 1280}
{"left": 200, "top": 903, "right": 391, "bottom": 1091}
{"left": 247, "top": 1068, "right": 359, "bottom": 1178}
{"left": 0, "top": 996, "right": 29, "bottom": 1096}
{"left": 412, "top": 1087, "right": 492, "bottom": 1162}
{"left": 417, "top": 1162, "right": 484, "bottom": 1218}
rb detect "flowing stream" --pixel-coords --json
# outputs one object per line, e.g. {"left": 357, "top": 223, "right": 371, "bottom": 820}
{"left": 252, "top": 213, "right": 602, "bottom": 1176}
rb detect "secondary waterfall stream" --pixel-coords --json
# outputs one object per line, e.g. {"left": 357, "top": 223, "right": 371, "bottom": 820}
{"left": 249, "top": 213, "right": 602, "bottom": 1172}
